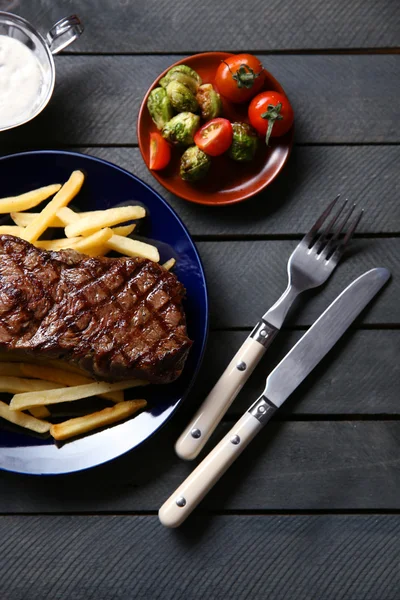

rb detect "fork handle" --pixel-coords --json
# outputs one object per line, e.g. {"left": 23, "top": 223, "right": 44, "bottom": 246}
{"left": 175, "top": 321, "right": 278, "bottom": 461}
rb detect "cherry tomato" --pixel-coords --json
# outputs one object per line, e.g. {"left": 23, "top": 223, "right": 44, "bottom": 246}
{"left": 149, "top": 132, "right": 171, "bottom": 170}
{"left": 214, "top": 54, "right": 265, "bottom": 103}
{"left": 194, "top": 118, "right": 233, "bottom": 156}
{"left": 248, "top": 91, "right": 294, "bottom": 145}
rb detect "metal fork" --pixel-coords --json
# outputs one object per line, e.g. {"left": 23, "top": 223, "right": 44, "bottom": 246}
{"left": 175, "top": 196, "right": 363, "bottom": 460}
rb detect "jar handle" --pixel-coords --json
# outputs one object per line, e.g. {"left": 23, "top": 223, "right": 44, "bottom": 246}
{"left": 46, "top": 15, "right": 84, "bottom": 55}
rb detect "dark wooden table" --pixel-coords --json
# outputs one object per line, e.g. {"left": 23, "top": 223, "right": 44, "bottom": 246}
{"left": 1, "top": 1, "right": 400, "bottom": 598}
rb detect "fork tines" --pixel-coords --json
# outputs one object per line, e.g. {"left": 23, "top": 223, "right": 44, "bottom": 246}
{"left": 304, "top": 195, "right": 363, "bottom": 261}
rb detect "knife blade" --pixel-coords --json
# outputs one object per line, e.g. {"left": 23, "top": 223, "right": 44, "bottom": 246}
{"left": 264, "top": 266, "right": 390, "bottom": 408}
{"left": 159, "top": 267, "right": 390, "bottom": 527}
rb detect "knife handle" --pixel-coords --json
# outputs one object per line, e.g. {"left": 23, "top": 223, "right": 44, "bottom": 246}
{"left": 160, "top": 397, "right": 277, "bottom": 528}
{"left": 175, "top": 321, "right": 278, "bottom": 461}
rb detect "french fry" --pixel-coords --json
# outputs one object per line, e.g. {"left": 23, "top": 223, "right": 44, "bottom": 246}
{"left": 0, "top": 363, "right": 78, "bottom": 399}
{"left": 56, "top": 206, "right": 80, "bottom": 226}
{"left": 20, "top": 363, "right": 83, "bottom": 384}
{"left": 30, "top": 406, "right": 51, "bottom": 418}
{"left": 65, "top": 206, "right": 145, "bottom": 238}
{"left": 10, "top": 379, "right": 148, "bottom": 411}
{"left": 0, "top": 355, "right": 90, "bottom": 375}
{"left": 0, "top": 354, "right": 94, "bottom": 375}
{"left": 20, "top": 363, "right": 124, "bottom": 403}
{"left": 35, "top": 237, "right": 81, "bottom": 251}
{"left": 0, "top": 400, "right": 50, "bottom": 434}
{"left": 112, "top": 224, "right": 136, "bottom": 237}
{"left": 11, "top": 212, "right": 65, "bottom": 228}
{"left": 107, "top": 234, "right": 160, "bottom": 262}
{"left": 83, "top": 246, "right": 110, "bottom": 257}
{"left": 69, "top": 228, "right": 113, "bottom": 253}
{"left": 0, "top": 377, "right": 63, "bottom": 394}
{"left": 9, "top": 213, "right": 135, "bottom": 249}
{"left": 50, "top": 399, "right": 147, "bottom": 441}
{"left": 0, "top": 352, "right": 37, "bottom": 364}
{"left": 0, "top": 184, "right": 61, "bottom": 214}
{"left": 73, "top": 224, "right": 137, "bottom": 255}
{"left": 21, "top": 170, "right": 85, "bottom": 243}
{"left": 44, "top": 359, "right": 89, "bottom": 375}
{"left": 10, "top": 209, "right": 107, "bottom": 228}
{"left": 42, "top": 228, "right": 134, "bottom": 255}
{"left": 0, "top": 226, "right": 23, "bottom": 236}
{"left": 162, "top": 258, "right": 176, "bottom": 271}
{"left": 75, "top": 225, "right": 137, "bottom": 256}
{"left": 20, "top": 358, "right": 101, "bottom": 377}
{"left": 0, "top": 363, "right": 25, "bottom": 377}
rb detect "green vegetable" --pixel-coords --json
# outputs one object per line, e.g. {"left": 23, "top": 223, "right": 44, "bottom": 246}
{"left": 166, "top": 80, "right": 199, "bottom": 113}
{"left": 147, "top": 87, "right": 174, "bottom": 130}
{"left": 180, "top": 146, "right": 211, "bottom": 181}
{"left": 229, "top": 122, "right": 258, "bottom": 162}
{"left": 159, "top": 65, "right": 202, "bottom": 94}
{"left": 162, "top": 112, "right": 200, "bottom": 146}
{"left": 196, "top": 83, "right": 222, "bottom": 120}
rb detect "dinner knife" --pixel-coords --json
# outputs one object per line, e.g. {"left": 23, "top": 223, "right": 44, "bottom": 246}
{"left": 159, "top": 267, "right": 390, "bottom": 527}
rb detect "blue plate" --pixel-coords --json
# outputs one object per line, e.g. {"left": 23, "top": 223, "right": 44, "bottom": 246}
{"left": 0, "top": 151, "right": 208, "bottom": 475}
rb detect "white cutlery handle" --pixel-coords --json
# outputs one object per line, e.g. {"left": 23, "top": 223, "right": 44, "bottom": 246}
{"left": 160, "top": 413, "right": 260, "bottom": 527}
{"left": 175, "top": 322, "right": 278, "bottom": 461}
{"left": 160, "top": 396, "right": 277, "bottom": 528}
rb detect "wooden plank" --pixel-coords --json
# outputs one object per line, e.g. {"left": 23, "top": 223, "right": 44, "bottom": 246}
{"left": 12, "top": 0, "right": 400, "bottom": 51}
{"left": 79, "top": 146, "right": 400, "bottom": 236}
{"left": 1, "top": 55, "right": 399, "bottom": 146}
{"left": 1, "top": 145, "right": 399, "bottom": 236}
{"left": 198, "top": 239, "right": 399, "bottom": 328}
{"left": 1, "top": 515, "right": 400, "bottom": 600}
{"left": 2, "top": 421, "right": 400, "bottom": 511}
{"left": 200, "top": 330, "right": 400, "bottom": 416}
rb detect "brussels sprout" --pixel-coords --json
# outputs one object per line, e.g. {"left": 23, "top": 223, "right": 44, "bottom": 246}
{"left": 147, "top": 87, "right": 174, "bottom": 130}
{"left": 196, "top": 84, "right": 222, "bottom": 120}
{"left": 228, "top": 122, "right": 258, "bottom": 162}
{"left": 162, "top": 112, "right": 200, "bottom": 146}
{"left": 159, "top": 65, "right": 202, "bottom": 94}
{"left": 180, "top": 146, "right": 211, "bottom": 182}
{"left": 166, "top": 81, "right": 199, "bottom": 113}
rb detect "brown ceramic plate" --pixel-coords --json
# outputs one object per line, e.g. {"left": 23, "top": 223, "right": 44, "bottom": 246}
{"left": 138, "top": 52, "right": 294, "bottom": 206}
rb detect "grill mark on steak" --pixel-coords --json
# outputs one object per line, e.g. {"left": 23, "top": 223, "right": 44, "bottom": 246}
{"left": 75, "top": 259, "right": 134, "bottom": 366}
{"left": 74, "top": 258, "right": 169, "bottom": 372}
{"left": 33, "top": 258, "right": 138, "bottom": 354}
{"left": 115, "top": 273, "right": 178, "bottom": 363}
{"left": 0, "top": 235, "right": 192, "bottom": 383}
{"left": 48, "top": 259, "right": 129, "bottom": 369}
{"left": 72, "top": 258, "right": 162, "bottom": 372}
{"left": 136, "top": 284, "right": 188, "bottom": 363}
{"left": 0, "top": 237, "right": 53, "bottom": 329}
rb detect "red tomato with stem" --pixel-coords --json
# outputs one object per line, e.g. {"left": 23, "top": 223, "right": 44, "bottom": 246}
{"left": 215, "top": 54, "right": 265, "bottom": 103}
{"left": 194, "top": 118, "right": 233, "bottom": 156}
{"left": 149, "top": 132, "right": 171, "bottom": 170}
{"left": 248, "top": 91, "right": 294, "bottom": 145}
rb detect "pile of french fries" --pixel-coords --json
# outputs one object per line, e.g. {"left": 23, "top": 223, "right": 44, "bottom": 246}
{"left": 0, "top": 170, "right": 175, "bottom": 441}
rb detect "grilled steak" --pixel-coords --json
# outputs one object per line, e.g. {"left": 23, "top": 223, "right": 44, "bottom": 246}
{"left": 0, "top": 235, "right": 192, "bottom": 383}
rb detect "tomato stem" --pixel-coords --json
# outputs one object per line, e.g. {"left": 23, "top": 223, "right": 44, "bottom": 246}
{"left": 223, "top": 61, "right": 263, "bottom": 89}
{"left": 261, "top": 102, "right": 283, "bottom": 145}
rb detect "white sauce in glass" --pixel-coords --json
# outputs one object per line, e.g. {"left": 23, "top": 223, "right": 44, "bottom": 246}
{"left": 0, "top": 35, "right": 44, "bottom": 128}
